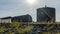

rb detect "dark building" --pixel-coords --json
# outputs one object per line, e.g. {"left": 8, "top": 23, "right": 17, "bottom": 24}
{"left": 37, "top": 6, "right": 55, "bottom": 22}
{"left": 11, "top": 14, "right": 32, "bottom": 22}
{"left": 0, "top": 14, "right": 32, "bottom": 23}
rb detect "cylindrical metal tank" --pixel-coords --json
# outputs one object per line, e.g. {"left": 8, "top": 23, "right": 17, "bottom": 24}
{"left": 37, "top": 7, "right": 55, "bottom": 22}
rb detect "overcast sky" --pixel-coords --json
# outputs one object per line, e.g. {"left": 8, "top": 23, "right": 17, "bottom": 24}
{"left": 0, "top": 0, "right": 60, "bottom": 22}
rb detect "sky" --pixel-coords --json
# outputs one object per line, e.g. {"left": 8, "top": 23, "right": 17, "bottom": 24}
{"left": 0, "top": 0, "right": 60, "bottom": 22}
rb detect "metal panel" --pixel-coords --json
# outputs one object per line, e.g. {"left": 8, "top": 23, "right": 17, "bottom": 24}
{"left": 37, "top": 7, "right": 55, "bottom": 22}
